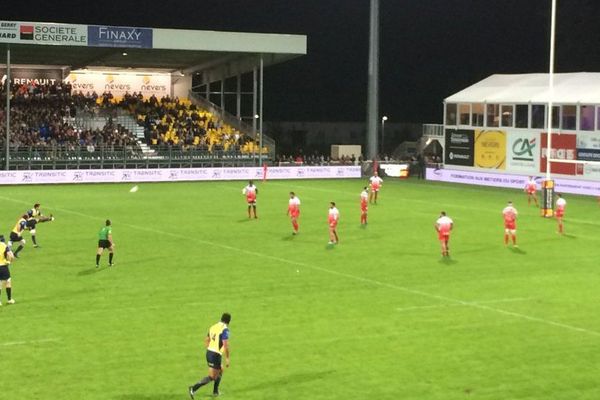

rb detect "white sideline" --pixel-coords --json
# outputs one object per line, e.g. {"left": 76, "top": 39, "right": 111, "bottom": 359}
{"left": 396, "top": 297, "right": 534, "bottom": 312}
{"left": 1, "top": 195, "right": 599, "bottom": 338}
{"left": 1, "top": 338, "right": 58, "bottom": 347}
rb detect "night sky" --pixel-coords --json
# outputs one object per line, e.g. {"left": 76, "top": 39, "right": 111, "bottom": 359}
{"left": 5, "top": 0, "right": 600, "bottom": 123}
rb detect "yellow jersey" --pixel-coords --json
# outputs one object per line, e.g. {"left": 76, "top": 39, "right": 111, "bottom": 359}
{"left": 12, "top": 218, "right": 27, "bottom": 234}
{"left": 28, "top": 208, "right": 41, "bottom": 220}
{"left": 207, "top": 322, "right": 230, "bottom": 354}
{"left": 0, "top": 243, "right": 10, "bottom": 265}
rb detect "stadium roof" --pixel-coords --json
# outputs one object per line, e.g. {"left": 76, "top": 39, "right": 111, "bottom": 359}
{"left": 0, "top": 20, "right": 307, "bottom": 78}
{"left": 445, "top": 73, "right": 600, "bottom": 104}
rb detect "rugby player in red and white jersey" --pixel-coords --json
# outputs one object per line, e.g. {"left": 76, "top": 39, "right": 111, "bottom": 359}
{"left": 328, "top": 202, "right": 340, "bottom": 245}
{"left": 369, "top": 172, "right": 383, "bottom": 204}
{"left": 524, "top": 176, "right": 539, "bottom": 207}
{"left": 434, "top": 211, "right": 453, "bottom": 257}
{"left": 242, "top": 180, "right": 258, "bottom": 219}
{"left": 360, "top": 187, "right": 369, "bottom": 225}
{"left": 502, "top": 201, "right": 518, "bottom": 247}
{"left": 287, "top": 192, "right": 301, "bottom": 235}
{"left": 555, "top": 193, "right": 567, "bottom": 234}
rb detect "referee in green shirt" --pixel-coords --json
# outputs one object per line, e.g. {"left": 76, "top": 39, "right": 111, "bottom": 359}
{"left": 96, "top": 219, "right": 115, "bottom": 268}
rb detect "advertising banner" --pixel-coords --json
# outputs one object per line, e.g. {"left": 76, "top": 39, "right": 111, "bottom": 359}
{"left": 0, "top": 21, "right": 18, "bottom": 41}
{"left": 583, "top": 163, "right": 600, "bottom": 179}
{"left": 88, "top": 25, "right": 153, "bottom": 48}
{"left": 474, "top": 130, "right": 506, "bottom": 169}
{"left": 0, "top": 68, "right": 63, "bottom": 86}
{"left": 0, "top": 166, "right": 361, "bottom": 186}
{"left": 577, "top": 133, "right": 600, "bottom": 150}
{"left": 577, "top": 148, "right": 600, "bottom": 162}
{"left": 445, "top": 129, "right": 474, "bottom": 166}
{"left": 507, "top": 131, "right": 539, "bottom": 173}
{"left": 540, "top": 133, "right": 577, "bottom": 175}
{"left": 66, "top": 71, "right": 170, "bottom": 97}
{"left": 426, "top": 168, "right": 600, "bottom": 196}
{"left": 0, "top": 21, "right": 87, "bottom": 46}
{"left": 380, "top": 164, "right": 410, "bottom": 178}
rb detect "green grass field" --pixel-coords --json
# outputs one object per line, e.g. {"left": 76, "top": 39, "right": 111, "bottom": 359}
{"left": 1, "top": 178, "right": 599, "bottom": 400}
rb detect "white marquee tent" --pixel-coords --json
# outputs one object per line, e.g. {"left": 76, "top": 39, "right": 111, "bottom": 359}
{"left": 445, "top": 73, "right": 600, "bottom": 104}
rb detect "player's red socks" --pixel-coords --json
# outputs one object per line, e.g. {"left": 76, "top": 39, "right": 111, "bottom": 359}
{"left": 292, "top": 220, "right": 299, "bottom": 232}
{"left": 504, "top": 234, "right": 509, "bottom": 245}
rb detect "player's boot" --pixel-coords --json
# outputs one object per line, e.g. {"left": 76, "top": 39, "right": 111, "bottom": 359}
{"left": 7, "top": 299, "right": 15, "bottom": 305}
{"left": 188, "top": 386, "right": 195, "bottom": 399}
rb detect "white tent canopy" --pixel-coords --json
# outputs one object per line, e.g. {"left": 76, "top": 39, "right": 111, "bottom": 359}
{"left": 445, "top": 73, "right": 600, "bottom": 104}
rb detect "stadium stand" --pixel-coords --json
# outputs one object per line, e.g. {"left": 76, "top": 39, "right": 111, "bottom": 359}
{"left": 0, "top": 81, "right": 268, "bottom": 169}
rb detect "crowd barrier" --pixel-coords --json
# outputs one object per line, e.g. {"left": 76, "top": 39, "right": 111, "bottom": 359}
{"left": 0, "top": 166, "right": 361, "bottom": 185}
{"left": 426, "top": 167, "right": 600, "bottom": 196}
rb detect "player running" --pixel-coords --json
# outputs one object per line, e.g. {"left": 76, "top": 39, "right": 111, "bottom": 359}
{"left": 8, "top": 214, "right": 29, "bottom": 258}
{"left": 96, "top": 219, "right": 114, "bottom": 268}
{"left": 502, "top": 201, "right": 518, "bottom": 247}
{"left": 369, "top": 171, "right": 383, "bottom": 204}
{"left": 435, "top": 211, "right": 454, "bottom": 257}
{"left": 524, "top": 177, "right": 539, "bottom": 207}
{"left": 0, "top": 235, "right": 15, "bottom": 306}
{"left": 25, "top": 203, "right": 54, "bottom": 248}
{"left": 555, "top": 193, "right": 567, "bottom": 234}
{"left": 189, "top": 313, "right": 232, "bottom": 398}
{"left": 242, "top": 180, "right": 258, "bottom": 219}
{"left": 287, "top": 192, "right": 301, "bottom": 235}
{"left": 328, "top": 202, "right": 340, "bottom": 245}
{"left": 360, "top": 186, "right": 369, "bottom": 225}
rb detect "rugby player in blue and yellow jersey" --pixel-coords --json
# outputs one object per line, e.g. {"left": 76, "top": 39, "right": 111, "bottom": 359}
{"left": 0, "top": 235, "right": 15, "bottom": 306}
{"left": 189, "top": 313, "right": 231, "bottom": 398}
{"left": 25, "top": 203, "right": 54, "bottom": 248}
{"left": 9, "top": 214, "right": 29, "bottom": 258}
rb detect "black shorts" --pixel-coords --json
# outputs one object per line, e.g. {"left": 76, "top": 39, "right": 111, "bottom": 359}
{"left": 98, "top": 240, "right": 111, "bottom": 249}
{"left": 26, "top": 219, "right": 37, "bottom": 229}
{"left": 206, "top": 351, "right": 222, "bottom": 369}
{"left": 0, "top": 265, "right": 10, "bottom": 281}
{"left": 9, "top": 232, "right": 23, "bottom": 242}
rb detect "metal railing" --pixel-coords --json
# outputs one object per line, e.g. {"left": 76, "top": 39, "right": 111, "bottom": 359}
{"left": 189, "top": 90, "right": 276, "bottom": 158}
{"left": 422, "top": 123, "right": 444, "bottom": 137}
{"left": 0, "top": 145, "right": 270, "bottom": 170}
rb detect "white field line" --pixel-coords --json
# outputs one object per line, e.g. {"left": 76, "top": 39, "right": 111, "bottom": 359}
{"left": 396, "top": 297, "right": 534, "bottom": 312}
{"left": 1, "top": 338, "right": 58, "bottom": 347}
{"left": 1, "top": 195, "right": 599, "bottom": 337}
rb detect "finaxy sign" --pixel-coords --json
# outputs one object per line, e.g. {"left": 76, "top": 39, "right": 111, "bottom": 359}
{"left": 474, "top": 130, "right": 506, "bottom": 169}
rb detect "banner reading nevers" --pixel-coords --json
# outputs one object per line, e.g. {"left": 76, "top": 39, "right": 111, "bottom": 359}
{"left": 507, "top": 131, "right": 539, "bottom": 173}
{"left": 445, "top": 129, "right": 474, "bottom": 166}
{"left": 474, "top": 130, "right": 506, "bottom": 169}
{"left": 66, "top": 71, "right": 170, "bottom": 98}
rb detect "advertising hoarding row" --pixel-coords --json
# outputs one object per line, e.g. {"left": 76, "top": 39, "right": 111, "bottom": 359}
{"left": 0, "top": 21, "right": 153, "bottom": 48}
{"left": 426, "top": 168, "right": 600, "bottom": 196}
{"left": 444, "top": 128, "right": 600, "bottom": 178}
{"left": 0, "top": 166, "right": 361, "bottom": 186}
{"left": 65, "top": 71, "right": 170, "bottom": 98}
